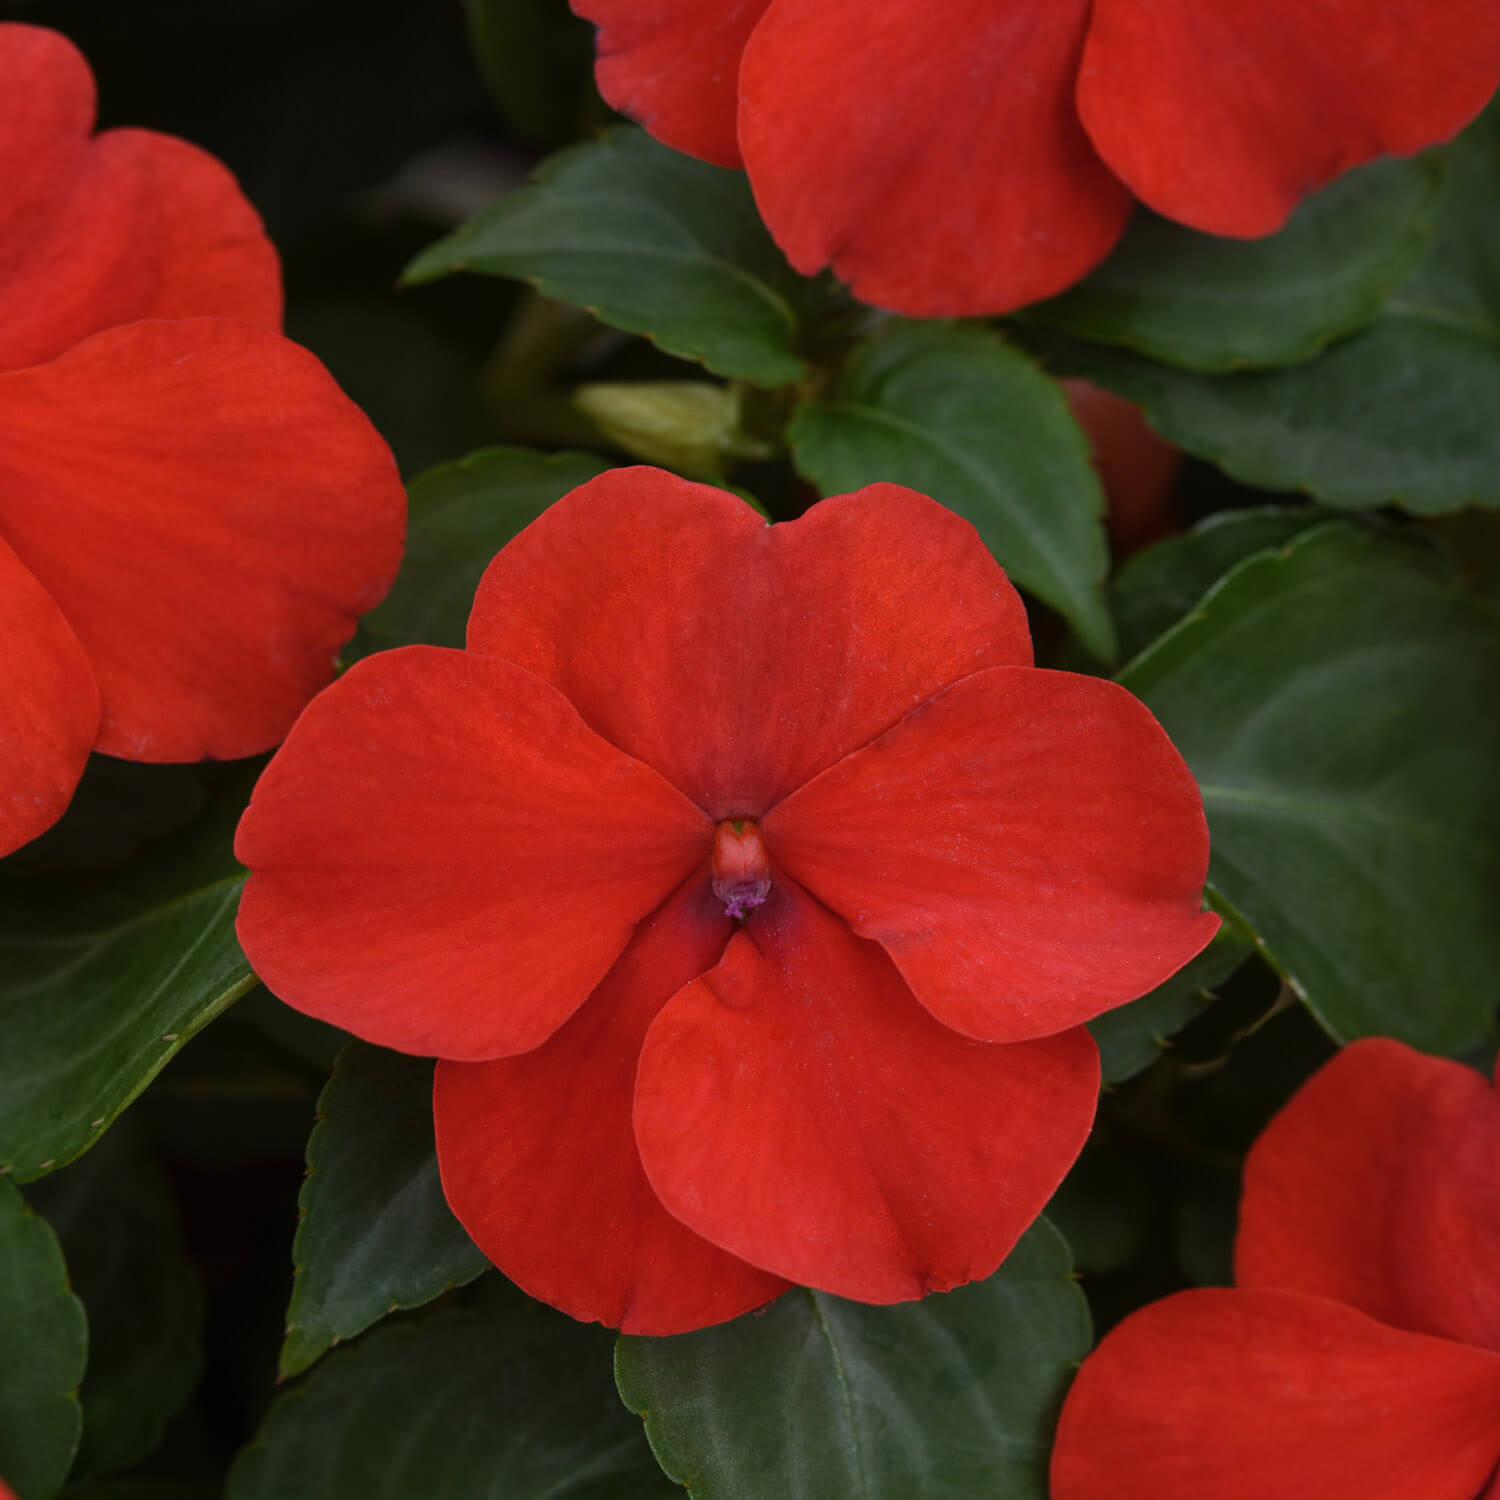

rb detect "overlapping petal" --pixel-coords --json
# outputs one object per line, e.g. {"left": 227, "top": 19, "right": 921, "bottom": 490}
{"left": 573, "top": 0, "right": 1500, "bottom": 316}
{"left": 468, "top": 468, "right": 1031, "bottom": 819}
{"left": 0, "top": 24, "right": 279, "bottom": 372}
{"left": 236, "top": 646, "right": 711, "bottom": 1060}
{"left": 633, "top": 879, "right": 1099, "bottom": 1303}
{"left": 736, "top": 0, "right": 1133, "bottom": 315}
{"left": 435, "top": 878, "right": 788, "bottom": 1334}
{"left": 1050, "top": 1288, "right": 1500, "bottom": 1500}
{"left": 0, "top": 318, "right": 404, "bottom": 761}
{"left": 0, "top": 536, "right": 98, "bottom": 858}
{"left": 766, "top": 667, "right": 1217, "bottom": 1043}
{"left": 570, "top": 0, "right": 770, "bottom": 168}
{"left": 1078, "top": 0, "right": 1500, "bottom": 237}
{"left": 1238, "top": 1039, "right": 1500, "bottom": 1355}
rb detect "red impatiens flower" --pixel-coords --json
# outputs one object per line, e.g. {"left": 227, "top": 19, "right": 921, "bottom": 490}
{"left": 235, "top": 466, "right": 1217, "bottom": 1335}
{"left": 0, "top": 24, "right": 405, "bottom": 858}
{"left": 572, "top": 0, "right": 1500, "bottom": 316}
{"left": 1051, "top": 1039, "right": 1500, "bottom": 1500}
{"left": 1064, "top": 380, "right": 1181, "bottom": 559}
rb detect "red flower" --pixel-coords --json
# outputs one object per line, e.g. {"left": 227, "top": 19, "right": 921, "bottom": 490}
{"left": 0, "top": 24, "right": 405, "bottom": 858}
{"left": 1051, "top": 1039, "right": 1500, "bottom": 1500}
{"left": 1064, "top": 380, "right": 1181, "bottom": 560}
{"left": 572, "top": 0, "right": 1500, "bottom": 316}
{"left": 236, "top": 466, "right": 1217, "bottom": 1335}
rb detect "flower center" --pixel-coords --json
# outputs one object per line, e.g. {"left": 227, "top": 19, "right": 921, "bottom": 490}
{"left": 711, "top": 819, "right": 771, "bottom": 919}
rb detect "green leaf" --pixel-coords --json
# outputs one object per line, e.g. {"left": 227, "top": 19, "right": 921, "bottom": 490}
{"left": 1046, "top": 111, "right": 1500, "bottom": 514}
{"left": 1050, "top": 318, "right": 1500, "bottom": 514}
{"left": 1386, "top": 101, "right": 1500, "bottom": 347}
{"left": 1031, "top": 156, "right": 1445, "bottom": 372}
{"left": 1045, "top": 1146, "right": 1152, "bottom": 1276}
{"left": 25, "top": 1127, "right": 201, "bottom": 1482}
{"left": 284, "top": 294, "right": 492, "bottom": 481}
{"left": 616, "top": 1220, "right": 1090, "bottom": 1500}
{"left": 1121, "top": 523, "right": 1500, "bottom": 1055}
{"left": 1088, "top": 928, "right": 1257, "bottom": 1085}
{"left": 463, "top": 0, "right": 597, "bottom": 145}
{"left": 356, "top": 446, "right": 609, "bottom": 657}
{"left": 0, "top": 1177, "right": 86, "bottom": 1500}
{"left": 404, "top": 129, "right": 811, "bottom": 387}
{"left": 789, "top": 321, "right": 1114, "bottom": 658}
{"left": 280, "top": 1043, "right": 488, "bottom": 1380}
{"left": 1112, "top": 507, "right": 1332, "bottom": 662}
{"left": 0, "top": 779, "right": 256, "bottom": 1181}
{"left": 234, "top": 1279, "right": 673, "bottom": 1500}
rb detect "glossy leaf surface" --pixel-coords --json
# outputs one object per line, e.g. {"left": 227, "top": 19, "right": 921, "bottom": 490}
{"left": 0, "top": 782, "right": 255, "bottom": 1181}
{"left": 404, "top": 129, "right": 812, "bottom": 387}
{"left": 234, "top": 1278, "right": 673, "bottom": 1500}
{"left": 280, "top": 1043, "right": 488, "bottom": 1379}
{"left": 26, "top": 1127, "right": 201, "bottom": 1482}
{"left": 789, "top": 321, "right": 1114, "bottom": 657}
{"left": 1034, "top": 157, "right": 1445, "bottom": 372}
{"left": 0, "top": 1177, "right": 86, "bottom": 1500}
{"left": 1122, "top": 524, "right": 1500, "bottom": 1054}
{"left": 1112, "top": 508, "right": 1332, "bottom": 662}
{"left": 616, "top": 1221, "right": 1090, "bottom": 1500}
{"left": 1052, "top": 110, "right": 1500, "bottom": 514}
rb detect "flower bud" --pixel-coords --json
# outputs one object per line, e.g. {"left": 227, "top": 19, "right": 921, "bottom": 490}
{"left": 573, "top": 381, "right": 771, "bottom": 479}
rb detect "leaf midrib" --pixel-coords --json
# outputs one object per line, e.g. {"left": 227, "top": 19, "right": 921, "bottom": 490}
{"left": 810, "top": 1293, "right": 872, "bottom": 1500}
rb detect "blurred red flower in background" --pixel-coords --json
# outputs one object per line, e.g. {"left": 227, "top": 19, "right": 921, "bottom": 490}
{"left": 0, "top": 24, "right": 405, "bottom": 858}
{"left": 572, "top": 0, "right": 1500, "bottom": 315}
{"left": 1064, "top": 380, "right": 1182, "bottom": 559}
{"left": 1051, "top": 1039, "right": 1500, "bottom": 1500}
{"left": 236, "top": 466, "right": 1217, "bottom": 1335}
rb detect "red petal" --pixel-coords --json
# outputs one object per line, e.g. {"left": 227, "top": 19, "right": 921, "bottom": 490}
{"left": 0, "top": 538, "right": 98, "bottom": 857}
{"left": 1065, "top": 380, "right": 1181, "bottom": 559}
{"left": 236, "top": 646, "right": 712, "bottom": 1060}
{"left": 0, "top": 318, "right": 403, "bottom": 761}
{"left": 1051, "top": 1288, "right": 1500, "bottom": 1500}
{"left": 765, "top": 667, "right": 1217, "bottom": 1044}
{"left": 571, "top": 0, "right": 770, "bottom": 168}
{"left": 1238, "top": 1039, "right": 1500, "bottom": 1355}
{"left": 737, "top": 0, "right": 1133, "bottom": 315}
{"left": 0, "top": 25, "right": 92, "bottom": 260}
{"left": 0, "top": 26, "right": 279, "bottom": 371}
{"left": 468, "top": 467, "right": 1031, "bottom": 819}
{"left": 633, "top": 879, "right": 1099, "bottom": 1302}
{"left": 1078, "top": 1, "right": 1500, "bottom": 238}
{"left": 435, "top": 877, "right": 788, "bottom": 1334}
